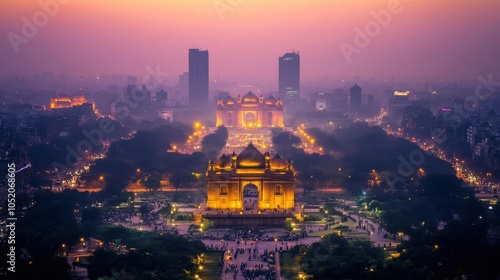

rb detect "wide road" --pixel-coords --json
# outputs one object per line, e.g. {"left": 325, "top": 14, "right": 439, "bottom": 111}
{"left": 202, "top": 236, "right": 320, "bottom": 280}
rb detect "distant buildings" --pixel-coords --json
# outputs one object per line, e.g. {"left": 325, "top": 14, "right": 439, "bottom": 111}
{"left": 312, "top": 90, "right": 348, "bottom": 115}
{"left": 279, "top": 52, "right": 300, "bottom": 101}
{"left": 188, "top": 49, "right": 209, "bottom": 106}
{"left": 388, "top": 90, "right": 412, "bottom": 121}
{"left": 111, "top": 85, "right": 152, "bottom": 121}
{"left": 124, "top": 85, "right": 151, "bottom": 112}
{"left": 349, "top": 84, "right": 362, "bottom": 114}
{"left": 155, "top": 89, "right": 168, "bottom": 106}
{"left": 179, "top": 72, "right": 189, "bottom": 97}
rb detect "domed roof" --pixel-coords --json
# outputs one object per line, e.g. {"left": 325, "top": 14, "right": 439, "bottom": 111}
{"left": 270, "top": 154, "right": 286, "bottom": 169}
{"left": 264, "top": 95, "right": 277, "bottom": 105}
{"left": 241, "top": 91, "right": 259, "bottom": 103}
{"left": 215, "top": 154, "right": 231, "bottom": 168}
{"left": 236, "top": 143, "right": 265, "bottom": 168}
{"left": 221, "top": 96, "right": 237, "bottom": 106}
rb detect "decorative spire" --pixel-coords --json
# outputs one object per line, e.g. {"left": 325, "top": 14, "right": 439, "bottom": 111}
{"left": 231, "top": 151, "right": 237, "bottom": 169}
{"left": 286, "top": 158, "right": 292, "bottom": 171}
{"left": 264, "top": 151, "right": 271, "bottom": 169}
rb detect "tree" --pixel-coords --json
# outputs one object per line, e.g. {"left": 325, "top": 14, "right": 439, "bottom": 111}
{"left": 142, "top": 173, "right": 162, "bottom": 191}
{"left": 201, "top": 126, "right": 228, "bottom": 159}
{"left": 87, "top": 232, "right": 207, "bottom": 280}
{"left": 139, "top": 204, "right": 153, "bottom": 217}
{"left": 300, "top": 234, "right": 386, "bottom": 279}
{"left": 158, "top": 204, "right": 173, "bottom": 223}
{"left": 169, "top": 170, "right": 197, "bottom": 190}
{"left": 200, "top": 218, "right": 214, "bottom": 231}
{"left": 82, "top": 207, "right": 104, "bottom": 235}
{"left": 87, "top": 249, "right": 118, "bottom": 280}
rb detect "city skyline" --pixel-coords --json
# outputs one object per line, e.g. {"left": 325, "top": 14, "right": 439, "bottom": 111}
{"left": 3, "top": 2, "right": 500, "bottom": 280}
{"left": 1, "top": 0, "right": 500, "bottom": 84}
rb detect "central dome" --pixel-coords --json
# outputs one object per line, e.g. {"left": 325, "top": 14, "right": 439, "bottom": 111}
{"left": 241, "top": 91, "right": 259, "bottom": 103}
{"left": 236, "top": 143, "right": 265, "bottom": 168}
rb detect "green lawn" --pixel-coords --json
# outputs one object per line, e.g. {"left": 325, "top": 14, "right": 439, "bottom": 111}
{"left": 302, "top": 213, "right": 325, "bottom": 222}
{"left": 308, "top": 226, "right": 369, "bottom": 242}
{"left": 199, "top": 251, "right": 221, "bottom": 280}
{"left": 308, "top": 228, "right": 334, "bottom": 237}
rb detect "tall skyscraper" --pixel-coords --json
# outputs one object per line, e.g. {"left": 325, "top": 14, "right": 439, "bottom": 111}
{"left": 188, "top": 49, "right": 209, "bottom": 106}
{"left": 350, "top": 84, "right": 362, "bottom": 114}
{"left": 279, "top": 52, "right": 300, "bottom": 100}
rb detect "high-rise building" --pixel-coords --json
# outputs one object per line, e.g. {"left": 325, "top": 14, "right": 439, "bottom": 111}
{"left": 188, "top": 49, "right": 209, "bottom": 106}
{"left": 279, "top": 52, "right": 300, "bottom": 100}
{"left": 312, "top": 91, "right": 348, "bottom": 114}
{"left": 179, "top": 72, "right": 189, "bottom": 96}
{"left": 389, "top": 91, "right": 411, "bottom": 121}
{"left": 349, "top": 84, "right": 362, "bottom": 114}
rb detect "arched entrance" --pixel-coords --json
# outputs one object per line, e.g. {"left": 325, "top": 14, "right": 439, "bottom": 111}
{"left": 242, "top": 183, "right": 258, "bottom": 212}
{"left": 244, "top": 112, "right": 256, "bottom": 127}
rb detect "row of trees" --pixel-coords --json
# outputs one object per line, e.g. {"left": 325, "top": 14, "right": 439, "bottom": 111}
{"left": 83, "top": 122, "right": 205, "bottom": 194}
{"left": 88, "top": 229, "right": 206, "bottom": 280}
{"left": 0, "top": 190, "right": 90, "bottom": 279}
{"left": 272, "top": 124, "right": 453, "bottom": 194}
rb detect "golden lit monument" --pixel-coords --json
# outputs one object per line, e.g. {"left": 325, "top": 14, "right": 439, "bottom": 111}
{"left": 216, "top": 92, "right": 284, "bottom": 128}
{"left": 206, "top": 143, "right": 295, "bottom": 211}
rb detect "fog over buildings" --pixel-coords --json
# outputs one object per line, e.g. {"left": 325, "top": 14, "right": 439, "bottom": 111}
{"left": 1, "top": 0, "right": 500, "bottom": 85}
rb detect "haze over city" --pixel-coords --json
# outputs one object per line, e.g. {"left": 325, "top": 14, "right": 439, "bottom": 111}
{"left": 2, "top": 0, "right": 500, "bottom": 83}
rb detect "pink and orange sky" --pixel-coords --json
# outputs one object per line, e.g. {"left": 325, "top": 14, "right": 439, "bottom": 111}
{"left": 1, "top": 0, "right": 499, "bottom": 83}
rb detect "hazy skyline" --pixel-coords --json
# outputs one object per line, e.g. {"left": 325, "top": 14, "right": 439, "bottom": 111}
{"left": 2, "top": 0, "right": 500, "bottom": 84}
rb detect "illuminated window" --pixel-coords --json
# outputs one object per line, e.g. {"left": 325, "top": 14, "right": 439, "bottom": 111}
{"left": 227, "top": 112, "right": 233, "bottom": 126}
{"left": 267, "top": 112, "right": 273, "bottom": 126}
{"left": 274, "top": 185, "right": 283, "bottom": 195}
{"left": 220, "top": 185, "right": 228, "bottom": 195}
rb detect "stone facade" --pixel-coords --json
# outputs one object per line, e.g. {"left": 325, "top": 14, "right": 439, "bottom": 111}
{"left": 206, "top": 143, "right": 295, "bottom": 210}
{"left": 216, "top": 92, "right": 284, "bottom": 128}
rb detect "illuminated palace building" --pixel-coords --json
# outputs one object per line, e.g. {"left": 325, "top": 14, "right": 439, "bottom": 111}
{"left": 50, "top": 94, "right": 89, "bottom": 109}
{"left": 216, "top": 91, "right": 284, "bottom": 129}
{"left": 206, "top": 143, "right": 295, "bottom": 211}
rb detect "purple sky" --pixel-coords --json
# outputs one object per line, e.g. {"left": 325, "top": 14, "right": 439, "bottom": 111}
{"left": 2, "top": 0, "right": 499, "bottom": 84}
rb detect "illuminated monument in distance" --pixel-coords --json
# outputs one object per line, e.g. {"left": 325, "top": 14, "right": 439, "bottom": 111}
{"left": 206, "top": 143, "right": 295, "bottom": 212}
{"left": 216, "top": 91, "right": 284, "bottom": 129}
{"left": 50, "top": 93, "right": 89, "bottom": 109}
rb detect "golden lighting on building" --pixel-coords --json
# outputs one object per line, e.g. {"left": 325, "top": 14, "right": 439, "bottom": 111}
{"left": 216, "top": 91, "right": 284, "bottom": 128}
{"left": 50, "top": 94, "right": 91, "bottom": 109}
{"left": 393, "top": 90, "right": 410, "bottom": 96}
{"left": 206, "top": 143, "right": 295, "bottom": 210}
